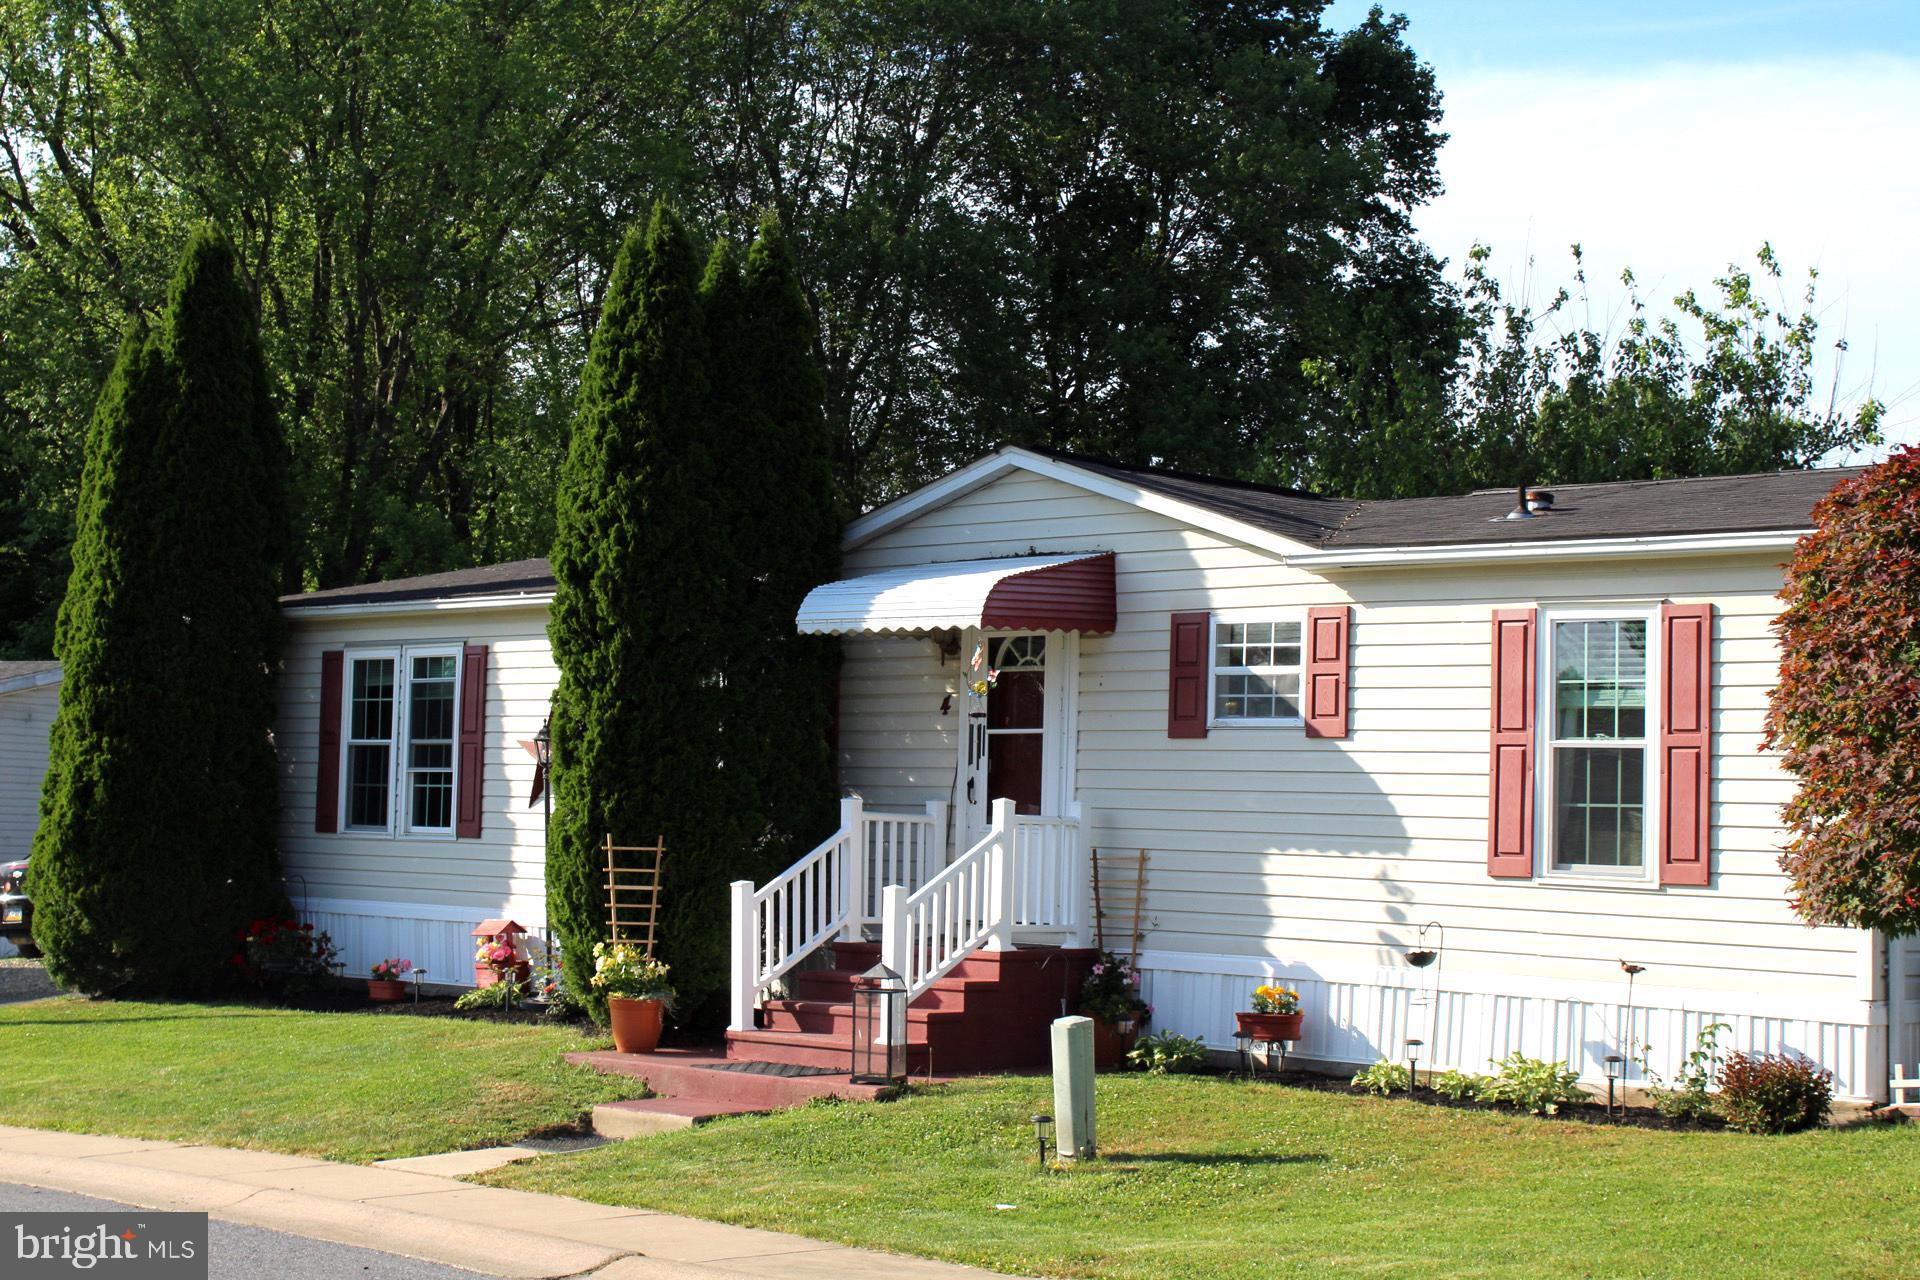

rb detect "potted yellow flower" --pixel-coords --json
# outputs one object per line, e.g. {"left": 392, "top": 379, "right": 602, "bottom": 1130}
{"left": 1236, "top": 984, "right": 1303, "bottom": 1043}
{"left": 591, "top": 941, "right": 674, "bottom": 1053}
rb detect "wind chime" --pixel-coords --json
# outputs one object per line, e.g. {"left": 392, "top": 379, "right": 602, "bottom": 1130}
{"left": 961, "top": 641, "right": 1000, "bottom": 807}
{"left": 1403, "top": 922, "right": 1445, "bottom": 1088}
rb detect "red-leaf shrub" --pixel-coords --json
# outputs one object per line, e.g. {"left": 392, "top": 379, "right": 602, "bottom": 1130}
{"left": 1714, "top": 1051, "right": 1833, "bottom": 1134}
{"left": 1765, "top": 445, "right": 1920, "bottom": 932}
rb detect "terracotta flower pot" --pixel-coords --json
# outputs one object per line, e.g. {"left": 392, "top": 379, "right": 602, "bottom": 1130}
{"left": 1091, "top": 1016, "right": 1138, "bottom": 1071}
{"left": 608, "top": 996, "right": 665, "bottom": 1054}
{"left": 366, "top": 979, "right": 407, "bottom": 1003}
{"left": 1236, "top": 1010, "right": 1303, "bottom": 1043}
{"left": 474, "top": 960, "right": 531, "bottom": 989}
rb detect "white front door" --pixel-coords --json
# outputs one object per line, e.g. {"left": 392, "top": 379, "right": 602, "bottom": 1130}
{"left": 958, "top": 630, "right": 1074, "bottom": 850}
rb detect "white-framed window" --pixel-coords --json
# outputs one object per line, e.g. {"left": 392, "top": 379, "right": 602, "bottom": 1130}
{"left": 340, "top": 645, "right": 462, "bottom": 836}
{"left": 1209, "top": 618, "right": 1304, "bottom": 726}
{"left": 1540, "top": 608, "right": 1658, "bottom": 880}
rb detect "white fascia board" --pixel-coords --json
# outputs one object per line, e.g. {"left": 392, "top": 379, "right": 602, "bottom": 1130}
{"left": 1287, "top": 529, "right": 1808, "bottom": 570}
{"left": 281, "top": 592, "right": 555, "bottom": 620}
{"left": 843, "top": 447, "right": 1313, "bottom": 560}
{"left": 0, "top": 669, "right": 61, "bottom": 697}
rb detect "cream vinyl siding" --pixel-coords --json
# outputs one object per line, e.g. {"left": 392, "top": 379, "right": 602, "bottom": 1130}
{"left": 839, "top": 469, "right": 1862, "bottom": 1054}
{"left": 277, "top": 605, "right": 554, "bottom": 916}
{"left": 0, "top": 681, "right": 58, "bottom": 860}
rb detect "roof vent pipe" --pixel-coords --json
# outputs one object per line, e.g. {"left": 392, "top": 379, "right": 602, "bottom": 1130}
{"left": 1504, "top": 482, "right": 1535, "bottom": 520}
{"left": 1526, "top": 489, "right": 1555, "bottom": 513}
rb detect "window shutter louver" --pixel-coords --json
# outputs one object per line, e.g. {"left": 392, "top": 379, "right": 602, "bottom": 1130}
{"left": 315, "top": 650, "right": 343, "bottom": 833}
{"left": 1303, "top": 605, "right": 1351, "bottom": 738}
{"left": 1659, "top": 603, "right": 1713, "bottom": 886}
{"left": 1168, "top": 611, "right": 1210, "bottom": 738}
{"left": 1487, "top": 609, "right": 1537, "bottom": 878}
{"left": 455, "top": 644, "right": 488, "bottom": 839}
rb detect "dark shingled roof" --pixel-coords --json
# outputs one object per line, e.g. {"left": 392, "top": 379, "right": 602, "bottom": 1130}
{"left": 281, "top": 558, "right": 554, "bottom": 609}
{"left": 279, "top": 454, "right": 1863, "bottom": 610}
{"left": 1029, "top": 448, "right": 1860, "bottom": 550}
{"left": 1026, "top": 449, "right": 1357, "bottom": 545}
{"left": 1323, "top": 468, "right": 1862, "bottom": 549}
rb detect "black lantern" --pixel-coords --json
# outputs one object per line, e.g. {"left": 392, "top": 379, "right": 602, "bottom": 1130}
{"left": 1603, "top": 1054, "right": 1625, "bottom": 1116}
{"left": 1030, "top": 1114, "right": 1054, "bottom": 1168}
{"left": 850, "top": 963, "right": 908, "bottom": 1085}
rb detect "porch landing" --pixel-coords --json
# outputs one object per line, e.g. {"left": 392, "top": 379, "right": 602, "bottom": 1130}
{"left": 567, "top": 1047, "right": 897, "bottom": 1128}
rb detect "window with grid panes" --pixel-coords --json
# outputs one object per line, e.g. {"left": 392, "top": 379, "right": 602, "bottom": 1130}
{"left": 1549, "top": 618, "right": 1649, "bottom": 869}
{"left": 1211, "top": 620, "right": 1303, "bottom": 723}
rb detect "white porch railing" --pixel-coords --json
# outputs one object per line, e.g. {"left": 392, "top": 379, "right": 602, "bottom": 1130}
{"left": 882, "top": 799, "right": 1019, "bottom": 1005}
{"left": 729, "top": 796, "right": 1087, "bottom": 1037}
{"left": 859, "top": 803, "right": 947, "bottom": 920}
{"left": 728, "top": 798, "right": 949, "bottom": 1032}
{"left": 1011, "top": 813, "right": 1085, "bottom": 931}
{"left": 728, "top": 796, "right": 862, "bottom": 1032}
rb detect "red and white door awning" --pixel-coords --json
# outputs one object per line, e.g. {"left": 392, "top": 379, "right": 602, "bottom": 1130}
{"left": 795, "top": 553, "right": 1115, "bottom": 636}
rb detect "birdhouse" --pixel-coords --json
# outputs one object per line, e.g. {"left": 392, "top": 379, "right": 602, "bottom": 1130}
{"left": 472, "top": 919, "right": 530, "bottom": 989}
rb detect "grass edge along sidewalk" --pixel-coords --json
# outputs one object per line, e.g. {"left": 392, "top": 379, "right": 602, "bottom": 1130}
{"left": 0, "top": 996, "right": 635, "bottom": 1162}
{"left": 483, "top": 1073, "right": 1920, "bottom": 1280}
{"left": 0, "top": 1124, "right": 1003, "bottom": 1280}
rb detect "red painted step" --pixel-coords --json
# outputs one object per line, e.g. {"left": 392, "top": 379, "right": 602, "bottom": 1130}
{"left": 726, "top": 943, "right": 1102, "bottom": 1075}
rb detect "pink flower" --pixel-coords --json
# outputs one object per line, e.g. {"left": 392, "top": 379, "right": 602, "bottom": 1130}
{"left": 1091, "top": 963, "right": 1106, "bottom": 976}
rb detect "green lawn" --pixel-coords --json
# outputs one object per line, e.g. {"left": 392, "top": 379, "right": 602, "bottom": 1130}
{"left": 0, "top": 996, "right": 635, "bottom": 1162}
{"left": 483, "top": 1074, "right": 1920, "bottom": 1279}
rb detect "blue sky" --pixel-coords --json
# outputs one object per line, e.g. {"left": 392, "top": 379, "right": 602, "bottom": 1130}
{"left": 1326, "top": 1, "right": 1920, "bottom": 455}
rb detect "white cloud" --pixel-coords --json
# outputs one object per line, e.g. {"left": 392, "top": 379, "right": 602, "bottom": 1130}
{"left": 1418, "top": 55, "right": 1920, "bottom": 455}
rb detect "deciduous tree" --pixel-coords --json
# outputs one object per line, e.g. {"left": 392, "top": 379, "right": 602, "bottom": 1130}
{"left": 1766, "top": 446, "right": 1920, "bottom": 933}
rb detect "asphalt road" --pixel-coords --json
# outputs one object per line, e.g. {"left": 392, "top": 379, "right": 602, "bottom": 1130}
{"left": 0, "top": 1182, "right": 493, "bottom": 1279}
{"left": 0, "top": 961, "right": 57, "bottom": 1005}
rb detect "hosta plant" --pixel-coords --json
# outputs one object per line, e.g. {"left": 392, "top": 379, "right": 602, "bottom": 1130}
{"left": 1431, "top": 1069, "right": 1491, "bottom": 1102}
{"left": 1127, "top": 1031, "right": 1209, "bottom": 1075}
{"left": 1483, "top": 1053, "right": 1585, "bottom": 1115}
{"left": 1351, "top": 1060, "right": 1411, "bottom": 1095}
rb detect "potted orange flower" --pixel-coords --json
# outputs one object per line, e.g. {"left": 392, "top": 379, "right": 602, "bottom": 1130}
{"left": 1236, "top": 984, "right": 1303, "bottom": 1043}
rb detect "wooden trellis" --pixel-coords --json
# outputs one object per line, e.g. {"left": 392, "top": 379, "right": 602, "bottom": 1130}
{"left": 604, "top": 835, "right": 666, "bottom": 956}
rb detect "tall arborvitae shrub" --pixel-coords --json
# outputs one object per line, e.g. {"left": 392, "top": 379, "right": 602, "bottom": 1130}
{"left": 732, "top": 216, "right": 841, "bottom": 870}
{"left": 697, "top": 238, "right": 764, "bottom": 866}
{"left": 548, "top": 203, "right": 732, "bottom": 1018}
{"left": 30, "top": 229, "right": 289, "bottom": 993}
{"left": 1765, "top": 445, "right": 1920, "bottom": 932}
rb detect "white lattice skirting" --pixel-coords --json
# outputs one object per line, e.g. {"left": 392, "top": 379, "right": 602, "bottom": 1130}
{"left": 1138, "top": 949, "right": 1881, "bottom": 1100}
{"left": 301, "top": 897, "right": 550, "bottom": 990}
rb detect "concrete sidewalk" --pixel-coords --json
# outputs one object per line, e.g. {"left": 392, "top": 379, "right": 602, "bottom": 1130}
{"left": 0, "top": 1125, "right": 1008, "bottom": 1280}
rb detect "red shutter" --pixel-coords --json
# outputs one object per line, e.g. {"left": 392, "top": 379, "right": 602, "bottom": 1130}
{"left": 1303, "top": 605, "right": 1351, "bottom": 739}
{"left": 1487, "top": 609, "right": 1537, "bottom": 878}
{"left": 315, "top": 650, "right": 344, "bottom": 833}
{"left": 1168, "top": 611, "right": 1210, "bottom": 738}
{"left": 1659, "top": 603, "right": 1713, "bottom": 886}
{"left": 455, "top": 644, "right": 488, "bottom": 839}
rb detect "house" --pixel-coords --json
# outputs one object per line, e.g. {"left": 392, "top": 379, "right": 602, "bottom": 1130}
{"left": 0, "top": 661, "right": 61, "bottom": 860}
{"left": 274, "top": 447, "right": 1907, "bottom": 1100}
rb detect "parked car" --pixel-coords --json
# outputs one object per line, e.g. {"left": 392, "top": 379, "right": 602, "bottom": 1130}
{"left": 0, "top": 859, "right": 35, "bottom": 956}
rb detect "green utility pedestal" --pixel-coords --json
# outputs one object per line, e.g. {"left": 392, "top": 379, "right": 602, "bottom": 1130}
{"left": 1051, "top": 1015, "right": 1096, "bottom": 1160}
